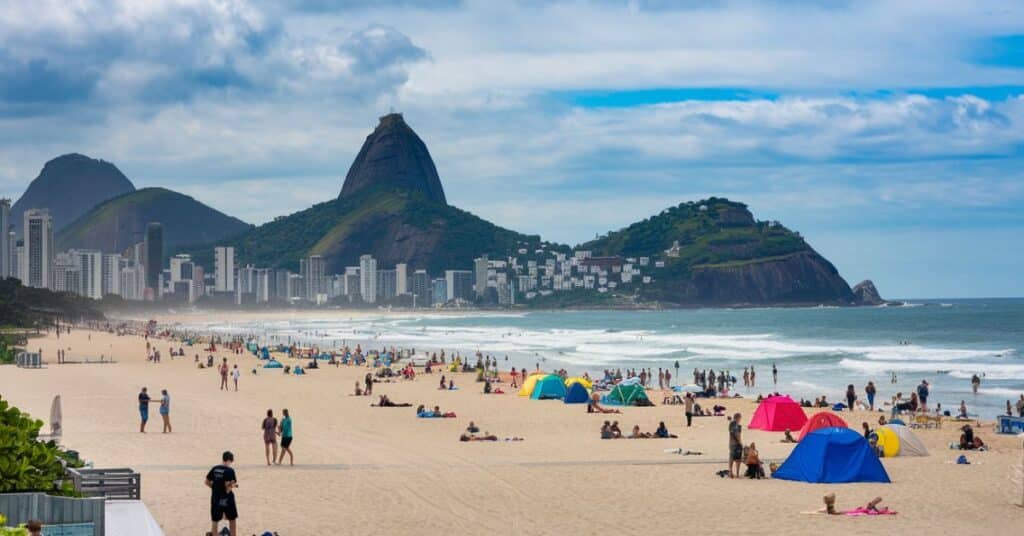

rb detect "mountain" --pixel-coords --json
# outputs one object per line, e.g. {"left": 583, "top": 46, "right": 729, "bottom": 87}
{"left": 852, "top": 279, "right": 885, "bottom": 305}
{"left": 56, "top": 187, "right": 250, "bottom": 254}
{"left": 11, "top": 153, "right": 136, "bottom": 234}
{"left": 218, "top": 187, "right": 545, "bottom": 274}
{"left": 580, "top": 198, "right": 856, "bottom": 305}
{"left": 340, "top": 113, "right": 447, "bottom": 204}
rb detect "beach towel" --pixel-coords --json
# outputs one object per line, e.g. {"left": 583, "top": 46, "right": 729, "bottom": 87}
{"left": 843, "top": 507, "right": 897, "bottom": 516}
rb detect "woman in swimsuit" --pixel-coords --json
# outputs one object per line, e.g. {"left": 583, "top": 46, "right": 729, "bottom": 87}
{"left": 262, "top": 409, "right": 278, "bottom": 465}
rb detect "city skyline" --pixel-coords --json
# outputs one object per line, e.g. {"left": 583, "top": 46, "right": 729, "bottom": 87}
{"left": 1, "top": 2, "right": 1023, "bottom": 299}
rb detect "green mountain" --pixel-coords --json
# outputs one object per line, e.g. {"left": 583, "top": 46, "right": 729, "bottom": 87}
{"left": 11, "top": 153, "right": 135, "bottom": 234}
{"left": 579, "top": 198, "right": 856, "bottom": 305}
{"left": 57, "top": 187, "right": 250, "bottom": 254}
{"left": 216, "top": 186, "right": 546, "bottom": 274}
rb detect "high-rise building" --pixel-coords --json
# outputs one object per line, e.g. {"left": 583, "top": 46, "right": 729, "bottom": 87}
{"left": 169, "top": 254, "right": 192, "bottom": 283}
{"left": 52, "top": 252, "right": 81, "bottom": 294}
{"left": 411, "top": 269, "right": 431, "bottom": 307}
{"left": 304, "top": 255, "right": 326, "bottom": 301}
{"left": 359, "top": 254, "right": 377, "bottom": 303}
{"left": 102, "top": 254, "right": 121, "bottom": 297}
{"left": 72, "top": 249, "right": 103, "bottom": 300}
{"left": 0, "top": 198, "right": 10, "bottom": 279}
{"left": 22, "top": 209, "right": 53, "bottom": 289}
{"left": 431, "top": 278, "right": 447, "bottom": 306}
{"left": 376, "top": 269, "right": 397, "bottom": 301}
{"left": 445, "top": 270, "right": 473, "bottom": 302}
{"left": 214, "top": 246, "right": 235, "bottom": 292}
{"left": 192, "top": 265, "right": 205, "bottom": 302}
{"left": 144, "top": 222, "right": 163, "bottom": 294}
{"left": 474, "top": 256, "right": 489, "bottom": 297}
{"left": 344, "top": 266, "right": 360, "bottom": 301}
{"left": 13, "top": 241, "right": 22, "bottom": 281}
{"left": 273, "top": 270, "right": 290, "bottom": 302}
{"left": 119, "top": 264, "right": 143, "bottom": 301}
{"left": 395, "top": 263, "right": 408, "bottom": 295}
{"left": 7, "top": 232, "right": 15, "bottom": 280}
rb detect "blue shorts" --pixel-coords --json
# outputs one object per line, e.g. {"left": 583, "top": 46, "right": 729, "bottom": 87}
{"left": 140, "top": 408, "right": 149, "bottom": 422}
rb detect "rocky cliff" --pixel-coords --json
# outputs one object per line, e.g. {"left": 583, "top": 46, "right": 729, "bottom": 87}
{"left": 339, "top": 113, "right": 447, "bottom": 205}
{"left": 852, "top": 279, "right": 885, "bottom": 305}
{"left": 679, "top": 251, "right": 855, "bottom": 305}
{"left": 11, "top": 153, "right": 136, "bottom": 234}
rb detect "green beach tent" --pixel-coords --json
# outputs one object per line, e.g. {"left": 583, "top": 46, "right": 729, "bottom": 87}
{"left": 606, "top": 384, "right": 648, "bottom": 406}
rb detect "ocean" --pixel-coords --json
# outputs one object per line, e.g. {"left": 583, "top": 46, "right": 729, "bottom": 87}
{"left": 183, "top": 298, "right": 1024, "bottom": 419}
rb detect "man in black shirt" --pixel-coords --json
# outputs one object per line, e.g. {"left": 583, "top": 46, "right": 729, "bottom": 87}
{"left": 138, "top": 387, "right": 152, "bottom": 433}
{"left": 205, "top": 451, "right": 238, "bottom": 536}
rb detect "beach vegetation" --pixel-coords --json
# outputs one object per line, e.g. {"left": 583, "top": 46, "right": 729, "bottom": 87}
{"left": 0, "top": 396, "right": 79, "bottom": 496}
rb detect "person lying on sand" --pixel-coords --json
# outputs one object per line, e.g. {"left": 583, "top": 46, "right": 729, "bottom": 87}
{"left": 629, "top": 425, "right": 652, "bottom": 439}
{"left": 460, "top": 433, "right": 499, "bottom": 441}
{"left": 588, "top": 395, "right": 621, "bottom": 414}
{"left": 372, "top": 395, "right": 411, "bottom": 407}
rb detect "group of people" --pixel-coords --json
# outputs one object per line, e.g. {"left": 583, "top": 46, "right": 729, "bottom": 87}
{"left": 260, "top": 409, "right": 295, "bottom": 466}
{"left": 137, "top": 386, "right": 171, "bottom": 433}
{"left": 599, "top": 420, "right": 677, "bottom": 439}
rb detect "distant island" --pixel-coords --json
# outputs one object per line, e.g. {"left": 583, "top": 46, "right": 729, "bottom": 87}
{"left": 2, "top": 113, "right": 884, "bottom": 310}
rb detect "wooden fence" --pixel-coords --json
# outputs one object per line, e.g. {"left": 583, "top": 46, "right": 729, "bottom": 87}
{"left": 67, "top": 467, "right": 141, "bottom": 500}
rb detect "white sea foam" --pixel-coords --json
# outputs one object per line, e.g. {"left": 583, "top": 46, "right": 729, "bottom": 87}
{"left": 839, "top": 359, "right": 1024, "bottom": 380}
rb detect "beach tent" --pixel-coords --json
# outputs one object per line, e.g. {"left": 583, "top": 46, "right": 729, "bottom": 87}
{"left": 881, "top": 424, "right": 928, "bottom": 457}
{"left": 518, "top": 374, "right": 545, "bottom": 397}
{"left": 798, "top": 411, "right": 849, "bottom": 441}
{"left": 874, "top": 426, "right": 901, "bottom": 458}
{"left": 605, "top": 384, "right": 649, "bottom": 406}
{"left": 564, "top": 376, "right": 593, "bottom": 390}
{"left": 889, "top": 418, "right": 906, "bottom": 426}
{"left": 564, "top": 382, "right": 590, "bottom": 404}
{"left": 773, "top": 427, "right": 891, "bottom": 484}
{"left": 263, "top": 360, "right": 283, "bottom": 369}
{"left": 531, "top": 375, "right": 568, "bottom": 400}
{"left": 749, "top": 395, "right": 808, "bottom": 432}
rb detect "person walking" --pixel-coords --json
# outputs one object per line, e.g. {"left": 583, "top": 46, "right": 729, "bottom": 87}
{"left": 278, "top": 409, "right": 294, "bottom": 466}
{"left": 845, "top": 384, "right": 857, "bottom": 412}
{"left": 159, "top": 389, "right": 172, "bottom": 433}
{"left": 232, "top": 365, "right": 240, "bottom": 391}
{"left": 916, "top": 380, "right": 930, "bottom": 412}
{"left": 220, "top": 359, "right": 230, "bottom": 390}
{"left": 684, "top": 393, "right": 694, "bottom": 427}
{"left": 261, "top": 410, "right": 278, "bottom": 466}
{"left": 728, "top": 413, "right": 743, "bottom": 478}
{"left": 865, "top": 381, "right": 877, "bottom": 410}
{"left": 138, "top": 387, "right": 153, "bottom": 433}
{"left": 206, "top": 451, "right": 238, "bottom": 536}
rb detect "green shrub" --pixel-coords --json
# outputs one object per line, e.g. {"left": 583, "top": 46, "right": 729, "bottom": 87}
{"left": 0, "top": 396, "right": 77, "bottom": 496}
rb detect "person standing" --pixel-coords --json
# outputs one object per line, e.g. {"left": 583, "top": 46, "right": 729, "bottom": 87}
{"left": 138, "top": 387, "right": 152, "bottom": 433}
{"left": 278, "top": 409, "right": 294, "bottom": 466}
{"left": 232, "top": 365, "right": 241, "bottom": 392}
{"left": 845, "top": 384, "right": 857, "bottom": 412}
{"left": 865, "top": 381, "right": 877, "bottom": 411}
{"left": 665, "top": 369, "right": 672, "bottom": 388}
{"left": 684, "top": 393, "right": 694, "bottom": 427}
{"left": 728, "top": 413, "right": 743, "bottom": 478}
{"left": 772, "top": 363, "right": 778, "bottom": 386}
{"left": 220, "top": 359, "right": 230, "bottom": 391}
{"left": 206, "top": 451, "right": 238, "bottom": 536}
{"left": 159, "top": 389, "right": 172, "bottom": 433}
{"left": 262, "top": 410, "right": 278, "bottom": 466}
{"left": 917, "top": 380, "right": 930, "bottom": 412}
{"left": 750, "top": 366, "right": 756, "bottom": 388}
{"left": 1017, "top": 395, "right": 1024, "bottom": 417}
{"left": 971, "top": 374, "right": 981, "bottom": 394}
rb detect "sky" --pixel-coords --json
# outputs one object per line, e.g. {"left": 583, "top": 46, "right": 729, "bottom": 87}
{"left": 1, "top": 0, "right": 1023, "bottom": 299}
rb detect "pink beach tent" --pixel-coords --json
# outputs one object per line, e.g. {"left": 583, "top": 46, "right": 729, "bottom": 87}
{"left": 748, "top": 395, "right": 808, "bottom": 432}
{"left": 798, "top": 411, "right": 849, "bottom": 441}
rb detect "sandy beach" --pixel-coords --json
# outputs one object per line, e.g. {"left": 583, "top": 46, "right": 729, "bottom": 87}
{"left": 2, "top": 321, "right": 1022, "bottom": 535}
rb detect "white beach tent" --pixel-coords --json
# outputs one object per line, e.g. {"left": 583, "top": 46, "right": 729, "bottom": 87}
{"left": 883, "top": 423, "right": 929, "bottom": 456}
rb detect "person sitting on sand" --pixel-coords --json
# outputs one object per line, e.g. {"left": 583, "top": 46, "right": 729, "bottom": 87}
{"left": 744, "top": 442, "right": 765, "bottom": 479}
{"left": 654, "top": 421, "right": 677, "bottom": 439}
{"left": 629, "top": 425, "right": 651, "bottom": 439}
{"left": 483, "top": 379, "right": 492, "bottom": 394}
{"left": 354, "top": 382, "right": 363, "bottom": 396}
{"left": 959, "top": 424, "right": 984, "bottom": 450}
{"left": 610, "top": 421, "right": 623, "bottom": 439}
{"left": 416, "top": 405, "right": 431, "bottom": 417}
{"left": 958, "top": 400, "right": 969, "bottom": 419}
{"left": 466, "top": 421, "right": 480, "bottom": 434}
{"left": 587, "top": 394, "right": 621, "bottom": 414}
{"left": 781, "top": 429, "right": 796, "bottom": 443}
{"left": 439, "top": 375, "right": 447, "bottom": 390}
{"left": 448, "top": 379, "right": 457, "bottom": 390}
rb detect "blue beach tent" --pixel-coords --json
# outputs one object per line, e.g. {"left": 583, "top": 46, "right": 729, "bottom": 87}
{"left": 530, "top": 375, "right": 568, "bottom": 400}
{"left": 563, "top": 382, "right": 590, "bottom": 404}
{"left": 773, "top": 427, "right": 890, "bottom": 484}
{"left": 263, "top": 360, "right": 283, "bottom": 369}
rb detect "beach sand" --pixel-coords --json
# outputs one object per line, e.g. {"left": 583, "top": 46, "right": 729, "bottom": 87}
{"left": 1, "top": 324, "right": 1022, "bottom": 535}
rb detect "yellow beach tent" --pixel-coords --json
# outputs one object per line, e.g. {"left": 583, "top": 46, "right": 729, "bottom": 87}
{"left": 518, "top": 373, "right": 546, "bottom": 397}
{"left": 874, "top": 425, "right": 900, "bottom": 457}
{"left": 564, "top": 377, "right": 593, "bottom": 390}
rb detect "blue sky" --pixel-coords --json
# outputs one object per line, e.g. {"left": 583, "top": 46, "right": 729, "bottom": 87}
{"left": 1, "top": 0, "right": 1023, "bottom": 299}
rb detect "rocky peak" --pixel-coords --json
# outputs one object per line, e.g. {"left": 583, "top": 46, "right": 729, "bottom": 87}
{"left": 852, "top": 279, "right": 884, "bottom": 305}
{"left": 339, "top": 113, "right": 447, "bottom": 205}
